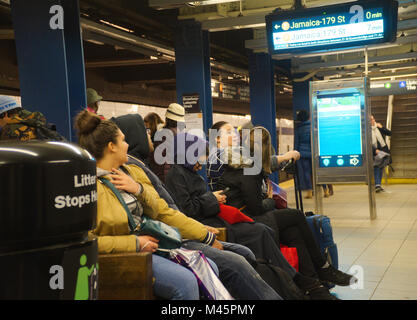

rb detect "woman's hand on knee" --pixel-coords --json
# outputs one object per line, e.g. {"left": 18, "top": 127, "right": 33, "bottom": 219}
{"left": 211, "top": 239, "right": 224, "bottom": 251}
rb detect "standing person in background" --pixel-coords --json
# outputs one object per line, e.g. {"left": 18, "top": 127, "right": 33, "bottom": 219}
{"left": 144, "top": 112, "right": 164, "bottom": 144}
{"left": 86, "top": 88, "right": 105, "bottom": 119}
{"left": 322, "top": 184, "right": 334, "bottom": 198}
{"left": 371, "top": 115, "right": 392, "bottom": 193}
{"left": 294, "top": 110, "right": 313, "bottom": 199}
{"left": 149, "top": 103, "right": 186, "bottom": 183}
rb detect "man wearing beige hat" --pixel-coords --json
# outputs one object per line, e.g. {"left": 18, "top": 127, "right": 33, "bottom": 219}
{"left": 149, "top": 103, "right": 186, "bottom": 183}
{"left": 164, "top": 103, "right": 186, "bottom": 133}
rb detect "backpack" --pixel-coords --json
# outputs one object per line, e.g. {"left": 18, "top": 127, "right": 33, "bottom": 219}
{"left": 1, "top": 109, "right": 66, "bottom": 142}
{"left": 252, "top": 259, "right": 308, "bottom": 300}
{"left": 28, "top": 122, "right": 67, "bottom": 142}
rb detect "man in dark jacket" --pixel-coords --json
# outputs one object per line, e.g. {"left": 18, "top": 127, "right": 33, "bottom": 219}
{"left": 371, "top": 115, "right": 392, "bottom": 192}
{"left": 111, "top": 114, "right": 150, "bottom": 164}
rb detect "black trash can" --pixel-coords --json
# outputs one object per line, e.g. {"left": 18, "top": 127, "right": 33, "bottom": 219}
{"left": 0, "top": 140, "right": 98, "bottom": 300}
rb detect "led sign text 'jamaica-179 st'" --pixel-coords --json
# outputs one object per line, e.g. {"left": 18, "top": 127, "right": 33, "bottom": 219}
{"left": 266, "top": 0, "right": 398, "bottom": 54}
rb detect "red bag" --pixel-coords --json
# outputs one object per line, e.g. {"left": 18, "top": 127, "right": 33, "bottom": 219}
{"left": 218, "top": 204, "right": 254, "bottom": 224}
{"left": 280, "top": 245, "right": 299, "bottom": 271}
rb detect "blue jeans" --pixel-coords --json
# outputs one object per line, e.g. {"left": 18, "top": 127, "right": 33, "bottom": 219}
{"left": 298, "top": 158, "right": 312, "bottom": 190}
{"left": 152, "top": 253, "right": 218, "bottom": 300}
{"left": 374, "top": 166, "right": 383, "bottom": 187}
{"left": 182, "top": 241, "right": 282, "bottom": 300}
{"left": 219, "top": 241, "right": 256, "bottom": 262}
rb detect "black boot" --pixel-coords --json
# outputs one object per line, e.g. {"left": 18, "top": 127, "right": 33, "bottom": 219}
{"left": 293, "top": 273, "right": 340, "bottom": 300}
{"left": 318, "top": 265, "right": 358, "bottom": 287}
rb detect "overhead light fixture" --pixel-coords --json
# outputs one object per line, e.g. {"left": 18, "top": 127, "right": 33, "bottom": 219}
{"left": 187, "top": 0, "right": 241, "bottom": 6}
{"left": 99, "top": 20, "right": 134, "bottom": 33}
{"left": 371, "top": 73, "right": 417, "bottom": 80}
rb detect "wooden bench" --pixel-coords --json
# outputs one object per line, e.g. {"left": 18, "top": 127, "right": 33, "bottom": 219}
{"left": 98, "top": 252, "right": 153, "bottom": 300}
{"left": 98, "top": 228, "right": 227, "bottom": 300}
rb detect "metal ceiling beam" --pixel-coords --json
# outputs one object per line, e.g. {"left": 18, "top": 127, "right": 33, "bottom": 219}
{"left": 81, "top": 18, "right": 176, "bottom": 58}
{"left": 293, "top": 52, "right": 417, "bottom": 72}
{"left": 315, "top": 62, "right": 417, "bottom": 77}
{"left": 85, "top": 58, "right": 170, "bottom": 68}
{"left": 149, "top": 0, "right": 242, "bottom": 9}
{"left": 321, "top": 69, "right": 417, "bottom": 80}
{"left": 80, "top": 18, "right": 249, "bottom": 77}
{"left": 82, "top": 30, "right": 162, "bottom": 58}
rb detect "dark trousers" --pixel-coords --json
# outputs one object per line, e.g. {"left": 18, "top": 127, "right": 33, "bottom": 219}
{"left": 182, "top": 241, "right": 282, "bottom": 300}
{"left": 256, "top": 208, "right": 327, "bottom": 278}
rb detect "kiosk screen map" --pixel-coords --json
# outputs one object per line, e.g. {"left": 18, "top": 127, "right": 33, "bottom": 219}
{"left": 317, "top": 93, "right": 363, "bottom": 168}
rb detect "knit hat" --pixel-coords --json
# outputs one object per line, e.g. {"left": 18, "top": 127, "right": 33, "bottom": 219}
{"left": 86, "top": 88, "right": 103, "bottom": 106}
{"left": 166, "top": 103, "right": 185, "bottom": 123}
{"left": 174, "top": 132, "right": 207, "bottom": 171}
{"left": 0, "top": 96, "right": 21, "bottom": 115}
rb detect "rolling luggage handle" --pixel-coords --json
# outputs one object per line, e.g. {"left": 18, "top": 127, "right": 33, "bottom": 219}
{"left": 281, "top": 160, "right": 304, "bottom": 213}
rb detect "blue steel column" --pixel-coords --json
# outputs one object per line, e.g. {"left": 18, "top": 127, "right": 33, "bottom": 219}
{"left": 292, "top": 78, "right": 310, "bottom": 151}
{"left": 175, "top": 20, "right": 213, "bottom": 134}
{"left": 62, "top": 0, "right": 87, "bottom": 142}
{"left": 248, "top": 52, "right": 278, "bottom": 182}
{"left": 11, "top": 0, "right": 86, "bottom": 141}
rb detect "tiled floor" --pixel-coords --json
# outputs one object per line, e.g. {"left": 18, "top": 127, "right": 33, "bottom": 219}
{"left": 283, "top": 183, "right": 417, "bottom": 300}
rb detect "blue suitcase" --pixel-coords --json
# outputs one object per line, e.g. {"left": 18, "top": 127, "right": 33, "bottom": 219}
{"left": 283, "top": 161, "right": 339, "bottom": 289}
{"left": 306, "top": 214, "right": 338, "bottom": 289}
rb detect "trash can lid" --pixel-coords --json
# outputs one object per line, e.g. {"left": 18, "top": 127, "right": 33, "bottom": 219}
{"left": 0, "top": 140, "right": 95, "bottom": 164}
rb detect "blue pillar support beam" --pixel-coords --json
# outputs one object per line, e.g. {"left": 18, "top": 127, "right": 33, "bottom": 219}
{"left": 11, "top": 0, "right": 86, "bottom": 141}
{"left": 62, "top": 0, "right": 88, "bottom": 142}
{"left": 249, "top": 52, "right": 278, "bottom": 182}
{"left": 175, "top": 20, "right": 213, "bottom": 134}
{"left": 292, "top": 77, "right": 310, "bottom": 151}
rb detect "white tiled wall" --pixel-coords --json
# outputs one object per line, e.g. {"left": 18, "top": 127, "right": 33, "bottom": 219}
{"left": 98, "top": 100, "right": 295, "bottom": 133}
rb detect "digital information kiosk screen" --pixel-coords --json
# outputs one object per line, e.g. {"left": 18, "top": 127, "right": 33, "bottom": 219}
{"left": 266, "top": 0, "right": 398, "bottom": 55}
{"left": 317, "top": 93, "right": 363, "bottom": 168}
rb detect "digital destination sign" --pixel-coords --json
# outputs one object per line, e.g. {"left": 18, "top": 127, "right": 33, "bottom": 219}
{"left": 317, "top": 93, "right": 364, "bottom": 168}
{"left": 266, "top": 0, "right": 398, "bottom": 54}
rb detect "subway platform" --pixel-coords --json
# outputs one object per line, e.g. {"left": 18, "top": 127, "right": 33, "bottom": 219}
{"left": 282, "top": 182, "right": 417, "bottom": 300}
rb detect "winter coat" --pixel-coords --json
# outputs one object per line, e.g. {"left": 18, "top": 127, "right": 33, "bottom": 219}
{"left": 165, "top": 164, "right": 284, "bottom": 265}
{"left": 294, "top": 121, "right": 311, "bottom": 158}
{"left": 92, "top": 164, "right": 212, "bottom": 254}
{"left": 372, "top": 126, "right": 392, "bottom": 156}
{"left": 127, "top": 155, "right": 179, "bottom": 211}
